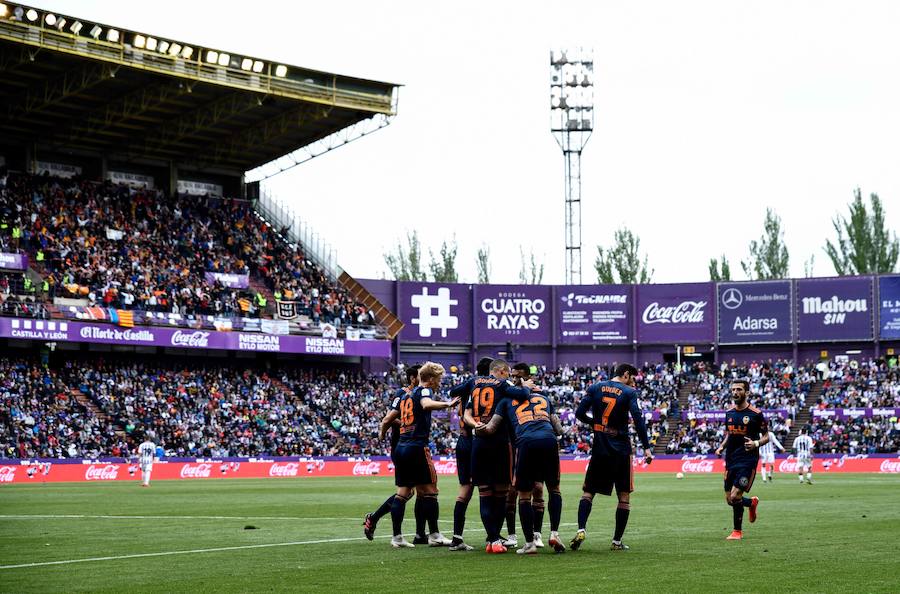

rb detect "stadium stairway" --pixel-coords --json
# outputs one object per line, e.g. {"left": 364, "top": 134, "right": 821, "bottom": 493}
{"left": 654, "top": 380, "right": 696, "bottom": 454}
{"left": 786, "top": 381, "right": 821, "bottom": 444}
{"left": 339, "top": 271, "right": 403, "bottom": 339}
{"left": 72, "top": 390, "right": 125, "bottom": 437}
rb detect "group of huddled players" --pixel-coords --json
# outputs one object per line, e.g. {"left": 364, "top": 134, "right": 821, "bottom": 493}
{"left": 363, "top": 358, "right": 651, "bottom": 553}
{"left": 362, "top": 358, "right": 780, "bottom": 553}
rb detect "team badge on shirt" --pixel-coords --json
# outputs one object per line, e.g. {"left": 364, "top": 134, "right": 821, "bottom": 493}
{"left": 743, "top": 416, "right": 750, "bottom": 424}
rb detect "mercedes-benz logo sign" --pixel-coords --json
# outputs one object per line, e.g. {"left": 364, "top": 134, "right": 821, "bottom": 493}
{"left": 721, "top": 287, "right": 743, "bottom": 310}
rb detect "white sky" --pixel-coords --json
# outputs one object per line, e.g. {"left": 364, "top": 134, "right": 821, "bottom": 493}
{"left": 38, "top": 0, "right": 900, "bottom": 284}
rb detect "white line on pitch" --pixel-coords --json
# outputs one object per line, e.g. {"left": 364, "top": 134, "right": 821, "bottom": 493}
{"left": 0, "top": 514, "right": 579, "bottom": 527}
{"left": 0, "top": 514, "right": 377, "bottom": 521}
{"left": 0, "top": 535, "right": 390, "bottom": 570}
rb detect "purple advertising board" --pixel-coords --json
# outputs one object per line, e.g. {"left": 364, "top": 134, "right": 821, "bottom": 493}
{"left": 557, "top": 285, "right": 631, "bottom": 344}
{"left": 476, "top": 284, "right": 552, "bottom": 344}
{"left": 717, "top": 281, "right": 792, "bottom": 344}
{"left": 398, "top": 282, "right": 472, "bottom": 343}
{"left": 203, "top": 272, "right": 250, "bottom": 289}
{"left": 684, "top": 409, "right": 789, "bottom": 421}
{"left": 811, "top": 408, "right": 900, "bottom": 419}
{"left": 637, "top": 283, "right": 715, "bottom": 343}
{"left": 0, "top": 252, "right": 28, "bottom": 271}
{"left": 797, "top": 277, "right": 873, "bottom": 342}
{"left": 879, "top": 275, "right": 900, "bottom": 340}
{"left": 0, "top": 318, "right": 391, "bottom": 357}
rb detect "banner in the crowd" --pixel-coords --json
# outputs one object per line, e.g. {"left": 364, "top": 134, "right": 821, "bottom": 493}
{"left": 0, "top": 252, "right": 28, "bottom": 271}
{"left": 260, "top": 319, "right": 289, "bottom": 335}
{"left": 683, "top": 409, "right": 790, "bottom": 421}
{"left": 797, "top": 277, "right": 874, "bottom": 341}
{"left": 811, "top": 408, "right": 900, "bottom": 419}
{"left": 0, "top": 318, "right": 390, "bottom": 357}
{"left": 557, "top": 284, "right": 631, "bottom": 344}
{"left": 2, "top": 454, "right": 897, "bottom": 483}
{"left": 717, "top": 281, "right": 792, "bottom": 344}
{"left": 177, "top": 180, "right": 224, "bottom": 196}
{"left": 637, "top": 282, "right": 715, "bottom": 343}
{"left": 879, "top": 275, "right": 900, "bottom": 340}
{"left": 398, "top": 282, "right": 472, "bottom": 343}
{"left": 106, "top": 171, "right": 155, "bottom": 189}
{"left": 34, "top": 161, "right": 81, "bottom": 178}
{"left": 203, "top": 272, "right": 250, "bottom": 289}
{"left": 105, "top": 228, "right": 125, "bottom": 240}
{"left": 346, "top": 327, "right": 361, "bottom": 341}
{"left": 276, "top": 300, "right": 298, "bottom": 320}
{"left": 320, "top": 323, "right": 337, "bottom": 338}
{"left": 476, "top": 284, "right": 552, "bottom": 343}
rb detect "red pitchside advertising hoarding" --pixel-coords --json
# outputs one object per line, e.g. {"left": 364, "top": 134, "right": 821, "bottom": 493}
{"left": 1, "top": 455, "right": 897, "bottom": 484}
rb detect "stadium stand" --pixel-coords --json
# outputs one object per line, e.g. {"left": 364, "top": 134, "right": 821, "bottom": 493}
{"left": 0, "top": 173, "right": 378, "bottom": 333}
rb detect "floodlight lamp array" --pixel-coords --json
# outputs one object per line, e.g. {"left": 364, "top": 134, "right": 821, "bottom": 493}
{"left": 0, "top": 2, "right": 290, "bottom": 79}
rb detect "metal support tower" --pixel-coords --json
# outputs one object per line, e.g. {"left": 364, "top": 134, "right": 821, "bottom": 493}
{"left": 550, "top": 48, "right": 593, "bottom": 284}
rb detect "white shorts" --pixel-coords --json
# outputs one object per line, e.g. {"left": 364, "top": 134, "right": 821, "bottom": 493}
{"left": 797, "top": 455, "right": 812, "bottom": 469}
{"left": 761, "top": 453, "right": 775, "bottom": 464}
{"left": 140, "top": 463, "right": 153, "bottom": 473}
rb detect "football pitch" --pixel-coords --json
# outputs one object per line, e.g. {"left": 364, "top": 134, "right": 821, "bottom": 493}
{"left": 0, "top": 474, "right": 896, "bottom": 593}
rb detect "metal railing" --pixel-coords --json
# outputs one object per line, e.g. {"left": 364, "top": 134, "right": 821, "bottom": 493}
{"left": 255, "top": 188, "right": 341, "bottom": 281}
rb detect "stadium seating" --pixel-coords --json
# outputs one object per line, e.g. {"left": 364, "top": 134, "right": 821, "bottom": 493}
{"left": 0, "top": 173, "right": 376, "bottom": 330}
{"left": 3, "top": 355, "right": 896, "bottom": 460}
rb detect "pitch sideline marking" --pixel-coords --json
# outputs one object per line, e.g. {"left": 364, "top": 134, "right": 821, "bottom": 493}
{"left": 0, "top": 535, "right": 388, "bottom": 570}
{"left": 0, "top": 514, "right": 579, "bottom": 527}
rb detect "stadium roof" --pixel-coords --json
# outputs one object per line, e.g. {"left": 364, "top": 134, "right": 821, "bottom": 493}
{"left": 0, "top": 2, "right": 399, "bottom": 175}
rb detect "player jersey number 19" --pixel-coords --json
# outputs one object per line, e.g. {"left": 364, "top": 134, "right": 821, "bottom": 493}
{"left": 472, "top": 387, "right": 495, "bottom": 422}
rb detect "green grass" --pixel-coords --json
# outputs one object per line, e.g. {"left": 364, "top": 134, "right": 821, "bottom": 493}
{"left": 0, "top": 473, "right": 897, "bottom": 593}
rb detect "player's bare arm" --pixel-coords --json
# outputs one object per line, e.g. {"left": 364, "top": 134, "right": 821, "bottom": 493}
{"left": 421, "top": 395, "right": 459, "bottom": 411}
{"left": 379, "top": 409, "right": 399, "bottom": 440}
{"left": 472, "top": 413, "right": 503, "bottom": 437}
{"left": 744, "top": 432, "right": 770, "bottom": 451}
{"left": 550, "top": 414, "right": 565, "bottom": 436}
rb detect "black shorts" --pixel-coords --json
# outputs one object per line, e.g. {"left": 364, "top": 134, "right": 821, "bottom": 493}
{"left": 582, "top": 453, "right": 633, "bottom": 496}
{"left": 471, "top": 437, "right": 512, "bottom": 487}
{"left": 514, "top": 437, "right": 560, "bottom": 492}
{"left": 456, "top": 435, "right": 473, "bottom": 485}
{"left": 724, "top": 465, "right": 756, "bottom": 493}
{"left": 394, "top": 443, "right": 436, "bottom": 488}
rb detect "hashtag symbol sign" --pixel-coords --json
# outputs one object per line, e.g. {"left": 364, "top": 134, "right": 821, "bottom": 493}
{"left": 411, "top": 287, "right": 459, "bottom": 338}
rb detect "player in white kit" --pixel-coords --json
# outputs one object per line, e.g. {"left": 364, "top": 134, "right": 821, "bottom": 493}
{"left": 137, "top": 437, "right": 156, "bottom": 487}
{"left": 759, "top": 430, "right": 785, "bottom": 482}
{"left": 792, "top": 429, "right": 814, "bottom": 484}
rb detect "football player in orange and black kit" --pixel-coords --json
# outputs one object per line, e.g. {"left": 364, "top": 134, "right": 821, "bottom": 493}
{"left": 474, "top": 365, "right": 567, "bottom": 555}
{"left": 379, "top": 362, "right": 458, "bottom": 548}
{"left": 364, "top": 365, "right": 425, "bottom": 541}
{"left": 462, "top": 359, "right": 534, "bottom": 554}
{"left": 445, "top": 357, "right": 494, "bottom": 551}
{"left": 571, "top": 363, "right": 653, "bottom": 552}
{"left": 715, "top": 378, "right": 766, "bottom": 541}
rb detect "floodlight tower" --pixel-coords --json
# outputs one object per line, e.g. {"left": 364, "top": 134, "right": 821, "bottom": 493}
{"left": 550, "top": 48, "right": 594, "bottom": 285}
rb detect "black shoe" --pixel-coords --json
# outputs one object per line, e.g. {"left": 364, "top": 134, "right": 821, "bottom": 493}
{"left": 363, "top": 513, "right": 375, "bottom": 541}
{"left": 412, "top": 535, "right": 429, "bottom": 545}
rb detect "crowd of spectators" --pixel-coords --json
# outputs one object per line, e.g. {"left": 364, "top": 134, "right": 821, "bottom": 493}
{"left": 688, "top": 360, "right": 814, "bottom": 418}
{"left": 3, "top": 357, "right": 687, "bottom": 460}
{"left": 809, "top": 358, "right": 900, "bottom": 453}
{"left": 0, "top": 172, "right": 374, "bottom": 327}
{"left": 4, "top": 354, "right": 898, "bottom": 460}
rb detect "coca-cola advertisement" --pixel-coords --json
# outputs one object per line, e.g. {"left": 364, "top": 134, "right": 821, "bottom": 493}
{"left": 1, "top": 454, "right": 897, "bottom": 484}
{"left": 637, "top": 283, "right": 715, "bottom": 343}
